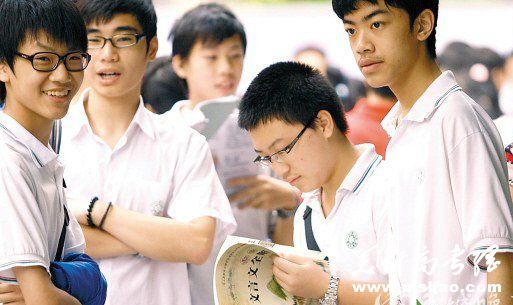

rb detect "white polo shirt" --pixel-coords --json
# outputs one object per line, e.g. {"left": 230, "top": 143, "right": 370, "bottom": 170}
{"left": 381, "top": 71, "right": 513, "bottom": 305}
{"left": 294, "top": 144, "right": 388, "bottom": 283}
{"left": 163, "top": 97, "right": 268, "bottom": 305}
{"left": 0, "top": 111, "right": 85, "bottom": 284}
{"left": 59, "top": 90, "right": 236, "bottom": 305}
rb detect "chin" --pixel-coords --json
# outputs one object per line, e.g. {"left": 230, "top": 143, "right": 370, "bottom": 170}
{"left": 365, "top": 75, "right": 389, "bottom": 89}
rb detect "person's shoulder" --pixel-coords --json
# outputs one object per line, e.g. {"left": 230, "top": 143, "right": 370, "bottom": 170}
{"left": 0, "top": 135, "right": 34, "bottom": 184}
{"left": 436, "top": 90, "right": 497, "bottom": 138}
{"left": 151, "top": 109, "right": 208, "bottom": 148}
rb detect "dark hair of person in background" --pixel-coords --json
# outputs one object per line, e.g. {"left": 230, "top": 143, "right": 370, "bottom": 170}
{"left": 168, "top": 2, "right": 247, "bottom": 60}
{"left": 238, "top": 61, "right": 348, "bottom": 134}
{"left": 76, "top": 0, "right": 157, "bottom": 50}
{"left": 141, "top": 56, "right": 188, "bottom": 114}
{"left": 439, "top": 42, "right": 503, "bottom": 119}
{"left": 0, "top": 0, "right": 88, "bottom": 103}
{"left": 332, "top": 0, "right": 439, "bottom": 59}
{"left": 294, "top": 45, "right": 366, "bottom": 112}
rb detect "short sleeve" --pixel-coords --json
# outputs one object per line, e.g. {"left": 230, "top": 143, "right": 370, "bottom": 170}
{"left": 0, "top": 159, "right": 50, "bottom": 283}
{"left": 168, "top": 132, "right": 236, "bottom": 236}
{"left": 448, "top": 131, "right": 513, "bottom": 267}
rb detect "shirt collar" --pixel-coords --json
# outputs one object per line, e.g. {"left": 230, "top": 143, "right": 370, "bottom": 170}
{"left": 0, "top": 111, "right": 58, "bottom": 168}
{"left": 381, "top": 71, "right": 462, "bottom": 136}
{"left": 303, "top": 144, "right": 382, "bottom": 209}
{"left": 68, "top": 88, "right": 156, "bottom": 141}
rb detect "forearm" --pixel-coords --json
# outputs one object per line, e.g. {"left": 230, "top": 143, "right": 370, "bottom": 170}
{"left": 337, "top": 280, "right": 389, "bottom": 305}
{"left": 13, "top": 266, "right": 81, "bottom": 305}
{"left": 99, "top": 205, "right": 216, "bottom": 264}
{"left": 81, "top": 224, "right": 137, "bottom": 259}
{"left": 487, "top": 252, "right": 513, "bottom": 304}
{"left": 272, "top": 217, "right": 294, "bottom": 246}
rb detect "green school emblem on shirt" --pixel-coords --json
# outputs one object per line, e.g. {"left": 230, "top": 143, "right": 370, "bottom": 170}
{"left": 346, "top": 231, "right": 358, "bottom": 249}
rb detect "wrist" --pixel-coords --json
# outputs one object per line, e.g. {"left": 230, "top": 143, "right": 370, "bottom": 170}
{"left": 91, "top": 200, "right": 108, "bottom": 226}
{"left": 319, "top": 274, "right": 339, "bottom": 305}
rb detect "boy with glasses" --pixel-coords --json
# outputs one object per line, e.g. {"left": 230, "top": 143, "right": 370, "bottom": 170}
{"left": 59, "top": 1, "right": 236, "bottom": 305}
{"left": 333, "top": 0, "right": 513, "bottom": 304}
{"left": 0, "top": 1, "right": 106, "bottom": 305}
{"left": 238, "top": 61, "right": 389, "bottom": 305}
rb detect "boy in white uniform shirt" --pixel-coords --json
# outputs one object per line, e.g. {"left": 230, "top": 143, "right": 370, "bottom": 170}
{"left": 0, "top": 1, "right": 104, "bottom": 304}
{"left": 238, "top": 62, "right": 389, "bottom": 305}
{"left": 164, "top": 5, "right": 300, "bottom": 305}
{"left": 333, "top": 0, "right": 513, "bottom": 304}
{"left": 59, "top": 1, "right": 236, "bottom": 305}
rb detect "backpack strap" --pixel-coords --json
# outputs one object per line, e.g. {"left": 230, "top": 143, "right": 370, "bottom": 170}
{"left": 303, "top": 206, "right": 321, "bottom": 252}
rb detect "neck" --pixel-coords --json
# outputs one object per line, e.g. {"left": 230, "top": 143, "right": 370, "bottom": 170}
{"left": 84, "top": 88, "right": 140, "bottom": 148}
{"left": 320, "top": 136, "right": 360, "bottom": 217}
{"left": 390, "top": 56, "right": 442, "bottom": 120}
{"left": 3, "top": 99, "right": 53, "bottom": 145}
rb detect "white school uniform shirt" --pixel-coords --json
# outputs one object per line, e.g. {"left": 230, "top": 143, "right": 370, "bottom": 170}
{"left": 163, "top": 97, "right": 268, "bottom": 305}
{"left": 293, "top": 144, "right": 389, "bottom": 283}
{"left": 381, "top": 71, "right": 513, "bottom": 305}
{"left": 59, "top": 90, "right": 236, "bottom": 305}
{"left": 0, "top": 111, "right": 85, "bottom": 283}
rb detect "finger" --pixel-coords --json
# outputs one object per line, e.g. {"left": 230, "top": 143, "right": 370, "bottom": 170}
{"left": 0, "top": 291, "right": 20, "bottom": 303}
{"left": 272, "top": 266, "right": 291, "bottom": 291}
{"left": 0, "top": 284, "right": 14, "bottom": 293}
{"left": 273, "top": 256, "right": 299, "bottom": 274}
{"left": 227, "top": 175, "right": 259, "bottom": 187}
{"left": 280, "top": 252, "right": 313, "bottom": 265}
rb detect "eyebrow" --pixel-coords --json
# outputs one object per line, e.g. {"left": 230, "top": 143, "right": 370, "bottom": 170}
{"left": 343, "top": 9, "right": 390, "bottom": 25}
{"left": 87, "top": 26, "right": 141, "bottom": 35}
{"left": 254, "top": 138, "right": 284, "bottom": 154}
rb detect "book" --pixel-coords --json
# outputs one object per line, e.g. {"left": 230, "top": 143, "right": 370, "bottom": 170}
{"left": 214, "top": 236, "right": 330, "bottom": 305}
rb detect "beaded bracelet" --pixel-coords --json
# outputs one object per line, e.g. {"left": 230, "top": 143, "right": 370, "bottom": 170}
{"left": 87, "top": 197, "right": 99, "bottom": 227}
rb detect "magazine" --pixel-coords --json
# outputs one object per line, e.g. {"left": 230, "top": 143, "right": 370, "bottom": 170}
{"left": 214, "top": 236, "right": 330, "bottom": 305}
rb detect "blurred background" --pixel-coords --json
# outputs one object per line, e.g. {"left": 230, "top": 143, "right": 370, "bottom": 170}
{"left": 146, "top": 0, "right": 513, "bottom": 119}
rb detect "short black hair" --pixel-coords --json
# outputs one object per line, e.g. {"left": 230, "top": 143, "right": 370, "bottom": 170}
{"left": 238, "top": 62, "right": 348, "bottom": 134}
{"left": 77, "top": 0, "right": 157, "bottom": 42}
{"left": 332, "top": 0, "right": 439, "bottom": 59}
{"left": 168, "top": 2, "right": 247, "bottom": 59}
{"left": 0, "top": 0, "right": 87, "bottom": 102}
{"left": 142, "top": 56, "right": 187, "bottom": 114}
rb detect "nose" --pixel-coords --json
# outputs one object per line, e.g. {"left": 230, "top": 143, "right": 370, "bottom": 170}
{"left": 270, "top": 161, "right": 290, "bottom": 180}
{"left": 355, "top": 30, "right": 374, "bottom": 55}
{"left": 99, "top": 39, "right": 119, "bottom": 62}
{"left": 218, "top": 55, "right": 234, "bottom": 76}
{"left": 48, "top": 60, "right": 72, "bottom": 84}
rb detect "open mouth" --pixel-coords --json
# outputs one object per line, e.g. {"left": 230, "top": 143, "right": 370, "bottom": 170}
{"left": 43, "top": 90, "right": 70, "bottom": 97}
{"left": 99, "top": 72, "right": 121, "bottom": 79}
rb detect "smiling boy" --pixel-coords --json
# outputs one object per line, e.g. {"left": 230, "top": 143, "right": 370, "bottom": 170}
{"left": 0, "top": 1, "right": 100, "bottom": 305}
{"left": 333, "top": 0, "right": 513, "bottom": 304}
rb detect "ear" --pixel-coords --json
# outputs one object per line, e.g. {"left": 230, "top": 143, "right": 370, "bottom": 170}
{"left": 171, "top": 55, "right": 188, "bottom": 79}
{"left": 315, "top": 110, "right": 335, "bottom": 139}
{"left": 147, "top": 36, "right": 159, "bottom": 61}
{"left": 414, "top": 9, "right": 435, "bottom": 42}
{"left": 0, "top": 61, "right": 10, "bottom": 83}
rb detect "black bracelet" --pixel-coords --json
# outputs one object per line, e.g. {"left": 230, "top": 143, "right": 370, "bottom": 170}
{"left": 99, "top": 202, "right": 113, "bottom": 231}
{"left": 87, "top": 197, "right": 99, "bottom": 227}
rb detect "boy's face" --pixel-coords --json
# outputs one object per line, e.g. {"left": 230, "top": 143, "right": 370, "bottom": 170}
{"left": 342, "top": 0, "right": 420, "bottom": 88}
{"left": 248, "top": 118, "right": 333, "bottom": 193}
{"left": 86, "top": 13, "right": 157, "bottom": 99}
{"left": 173, "top": 35, "right": 244, "bottom": 103}
{"left": 0, "top": 33, "right": 83, "bottom": 122}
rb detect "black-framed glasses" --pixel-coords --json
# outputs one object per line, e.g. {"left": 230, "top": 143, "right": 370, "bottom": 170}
{"left": 87, "top": 33, "right": 146, "bottom": 50}
{"left": 15, "top": 51, "right": 91, "bottom": 72}
{"left": 254, "top": 116, "right": 316, "bottom": 167}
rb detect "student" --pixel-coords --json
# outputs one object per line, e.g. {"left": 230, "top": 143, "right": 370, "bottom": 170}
{"left": 0, "top": 1, "right": 105, "bottom": 305}
{"left": 238, "top": 61, "right": 389, "bottom": 305}
{"left": 333, "top": 0, "right": 513, "bottom": 304}
{"left": 165, "top": 5, "right": 300, "bottom": 305}
{"left": 59, "top": 1, "right": 236, "bottom": 305}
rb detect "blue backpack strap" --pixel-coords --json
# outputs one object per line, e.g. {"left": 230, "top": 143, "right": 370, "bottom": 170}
{"left": 303, "top": 206, "right": 321, "bottom": 252}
